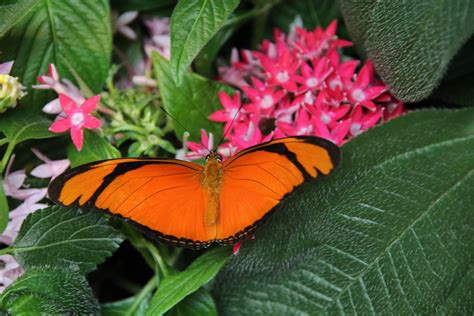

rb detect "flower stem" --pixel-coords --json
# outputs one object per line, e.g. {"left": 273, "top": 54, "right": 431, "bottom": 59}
{"left": 0, "top": 247, "right": 13, "bottom": 256}
{"left": 0, "top": 141, "right": 15, "bottom": 174}
{"left": 125, "top": 275, "right": 158, "bottom": 316}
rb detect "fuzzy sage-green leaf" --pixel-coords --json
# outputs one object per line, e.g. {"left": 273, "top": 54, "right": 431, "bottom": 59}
{"left": 0, "top": 266, "right": 99, "bottom": 314}
{"left": 214, "top": 108, "right": 474, "bottom": 314}
{"left": 341, "top": 1, "right": 474, "bottom": 102}
{"left": 11, "top": 206, "right": 123, "bottom": 273}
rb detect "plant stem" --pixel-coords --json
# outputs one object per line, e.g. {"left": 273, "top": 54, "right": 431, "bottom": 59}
{"left": 0, "top": 141, "right": 15, "bottom": 174}
{"left": 0, "top": 247, "right": 13, "bottom": 256}
{"left": 0, "top": 138, "right": 8, "bottom": 146}
{"left": 145, "top": 241, "right": 171, "bottom": 277}
{"left": 125, "top": 276, "right": 158, "bottom": 316}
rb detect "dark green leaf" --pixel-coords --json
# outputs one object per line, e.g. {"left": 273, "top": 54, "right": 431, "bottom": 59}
{"left": 168, "top": 288, "right": 217, "bottom": 316}
{"left": 153, "top": 52, "right": 233, "bottom": 142}
{"left": 113, "top": 0, "right": 176, "bottom": 12}
{"left": 214, "top": 108, "right": 474, "bottom": 314}
{"left": 170, "top": 0, "right": 240, "bottom": 84}
{"left": 67, "top": 130, "right": 121, "bottom": 168}
{"left": 12, "top": 206, "right": 123, "bottom": 273}
{"left": 102, "top": 295, "right": 151, "bottom": 316}
{"left": 340, "top": 1, "right": 474, "bottom": 102}
{"left": 434, "top": 265, "right": 474, "bottom": 315}
{"left": 0, "top": 107, "right": 54, "bottom": 144}
{"left": 0, "top": 0, "right": 112, "bottom": 108}
{"left": 270, "top": 0, "right": 340, "bottom": 31}
{"left": 146, "top": 247, "right": 231, "bottom": 316}
{"left": 431, "top": 37, "right": 474, "bottom": 107}
{"left": 0, "top": 0, "right": 39, "bottom": 37}
{"left": 0, "top": 177, "right": 8, "bottom": 233}
{"left": 0, "top": 266, "right": 99, "bottom": 314}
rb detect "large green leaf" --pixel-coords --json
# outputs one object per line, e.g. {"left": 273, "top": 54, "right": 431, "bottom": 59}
{"left": 146, "top": 247, "right": 230, "bottom": 316}
{"left": 170, "top": 0, "right": 240, "bottom": 85}
{"left": 153, "top": 52, "right": 233, "bottom": 142}
{"left": 11, "top": 206, "right": 123, "bottom": 273}
{"left": 67, "top": 130, "right": 121, "bottom": 168}
{"left": 0, "top": 0, "right": 39, "bottom": 37}
{"left": 214, "top": 108, "right": 474, "bottom": 314}
{"left": 0, "top": 266, "right": 99, "bottom": 314}
{"left": 101, "top": 295, "right": 151, "bottom": 316}
{"left": 0, "top": 107, "right": 54, "bottom": 145}
{"left": 0, "top": 0, "right": 112, "bottom": 108}
{"left": 340, "top": 1, "right": 474, "bottom": 102}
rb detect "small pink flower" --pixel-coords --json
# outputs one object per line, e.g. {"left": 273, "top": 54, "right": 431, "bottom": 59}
{"left": 2, "top": 157, "right": 47, "bottom": 203}
{"left": 186, "top": 129, "right": 214, "bottom": 160}
{"left": 277, "top": 108, "right": 313, "bottom": 136}
{"left": 313, "top": 118, "right": 351, "bottom": 146}
{"left": 349, "top": 105, "right": 382, "bottom": 137}
{"left": 346, "top": 61, "right": 387, "bottom": 111}
{"left": 242, "top": 77, "right": 285, "bottom": 116}
{"left": 30, "top": 149, "right": 70, "bottom": 181}
{"left": 230, "top": 121, "right": 273, "bottom": 150}
{"left": 383, "top": 101, "right": 405, "bottom": 121}
{"left": 295, "top": 58, "right": 332, "bottom": 93}
{"left": 209, "top": 91, "right": 243, "bottom": 134}
{"left": 49, "top": 94, "right": 102, "bottom": 151}
{"left": 308, "top": 93, "right": 351, "bottom": 128}
{"left": 0, "top": 255, "right": 23, "bottom": 293}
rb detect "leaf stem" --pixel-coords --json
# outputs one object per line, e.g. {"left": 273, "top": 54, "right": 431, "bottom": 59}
{"left": 0, "top": 247, "right": 13, "bottom": 256}
{"left": 125, "top": 275, "right": 158, "bottom": 316}
{"left": 0, "top": 141, "right": 15, "bottom": 174}
{"left": 0, "top": 138, "right": 8, "bottom": 146}
{"left": 145, "top": 241, "right": 171, "bottom": 278}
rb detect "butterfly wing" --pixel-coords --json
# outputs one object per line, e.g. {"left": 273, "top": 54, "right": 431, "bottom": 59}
{"left": 48, "top": 158, "right": 214, "bottom": 249}
{"left": 216, "top": 136, "right": 340, "bottom": 244}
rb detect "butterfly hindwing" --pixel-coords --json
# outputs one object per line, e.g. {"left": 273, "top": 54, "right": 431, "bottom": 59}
{"left": 48, "top": 158, "right": 214, "bottom": 249}
{"left": 215, "top": 136, "right": 340, "bottom": 243}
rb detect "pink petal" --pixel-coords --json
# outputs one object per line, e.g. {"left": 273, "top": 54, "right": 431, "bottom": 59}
{"left": 356, "top": 60, "right": 374, "bottom": 87}
{"left": 218, "top": 91, "right": 233, "bottom": 109}
{"left": 49, "top": 117, "right": 71, "bottom": 133}
{"left": 49, "top": 64, "right": 58, "bottom": 80}
{"left": 365, "top": 86, "right": 387, "bottom": 99}
{"left": 70, "top": 126, "right": 84, "bottom": 151}
{"left": 42, "top": 98, "right": 62, "bottom": 114}
{"left": 59, "top": 94, "right": 78, "bottom": 115}
{"left": 83, "top": 116, "right": 102, "bottom": 129}
{"left": 209, "top": 111, "right": 229, "bottom": 122}
{"left": 80, "top": 95, "right": 101, "bottom": 113}
{"left": 30, "top": 164, "right": 53, "bottom": 178}
{"left": 0, "top": 61, "right": 14, "bottom": 75}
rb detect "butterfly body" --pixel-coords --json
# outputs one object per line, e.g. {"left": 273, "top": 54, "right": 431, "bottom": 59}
{"left": 49, "top": 136, "right": 340, "bottom": 249}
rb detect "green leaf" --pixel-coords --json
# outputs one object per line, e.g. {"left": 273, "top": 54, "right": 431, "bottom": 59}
{"left": 431, "top": 38, "right": 474, "bottom": 107}
{"left": 101, "top": 295, "right": 151, "bottom": 316}
{"left": 170, "top": 0, "right": 240, "bottom": 85}
{"left": 0, "top": 108, "right": 54, "bottom": 145}
{"left": 153, "top": 52, "right": 233, "bottom": 142}
{"left": 146, "top": 247, "right": 231, "bottom": 316}
{"left": 0, "top": 266, "right": 99, "bottom": 314}
{"left": 67, "top": 130, "right": 121, "bottom": 168}
{"left": 0, "top": 0, "right": 112, "bottom": 108}
{"left": 434, "top": 265, "right": 474, "bottom": 315}
{"left": 0, "top": 0, "right": 39, "bottom": 37}
{"left": 214, "top": 108, "right": 474, "bottom": 314}
{"left": 168, "top": 288, "right": 217, "bottom": 316}
{"left": 12, "top": 206, "right": 123, "bottom": 273}
{"left": 0, "top": 177, "right": 8, "bottom": 233}
{"left": 270, "top": 0, "right": 340, "bottom": 31}
{"left": 340, "top": 1, "right": 474, "bottom": 102}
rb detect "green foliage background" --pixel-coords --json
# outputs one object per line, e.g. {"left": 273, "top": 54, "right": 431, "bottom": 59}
{"left": 0, "top": 0, "right": 473, "bottom": 314}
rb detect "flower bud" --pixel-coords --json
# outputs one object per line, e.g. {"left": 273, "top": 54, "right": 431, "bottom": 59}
{"left": 0, "top": 74, "right": 26, "bottom": 113}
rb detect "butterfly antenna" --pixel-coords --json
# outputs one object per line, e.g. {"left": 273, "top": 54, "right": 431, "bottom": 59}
{"left": 159, "top": 106, "right": 188, "bottom": 134}
{"left": 216, "top": 100, "right": 245, "bottom": 149}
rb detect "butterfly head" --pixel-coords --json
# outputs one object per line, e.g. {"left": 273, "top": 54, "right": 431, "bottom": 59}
{"left": 205, "top": 150, "right": 223, "bottom": 163}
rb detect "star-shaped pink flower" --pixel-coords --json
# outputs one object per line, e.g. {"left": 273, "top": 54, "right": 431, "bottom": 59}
{"left": 186, "top": 129, "right": 214, "bottom": 160}
{"left": 209, "top": 91, "right": 243, "bottom": 134}
{"left": 49, "top": 94, "right": 102, "bottom": 151}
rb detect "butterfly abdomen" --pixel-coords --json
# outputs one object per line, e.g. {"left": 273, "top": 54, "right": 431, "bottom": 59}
{"left": 201, "top": 155, "right": 223, "bottom": 226}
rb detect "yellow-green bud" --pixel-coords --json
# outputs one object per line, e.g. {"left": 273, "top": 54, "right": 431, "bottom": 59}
{"left": 0, "top": 74, "right": 26, "bottom": 113}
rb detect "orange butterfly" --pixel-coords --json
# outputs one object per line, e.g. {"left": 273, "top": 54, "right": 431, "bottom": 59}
{"left": 48, "top": 136, "right": 340, "bottom": 249}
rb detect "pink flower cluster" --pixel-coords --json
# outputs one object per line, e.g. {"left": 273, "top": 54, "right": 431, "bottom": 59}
{"left": 186, "top": 21, "right": 404, "bottom": 159}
